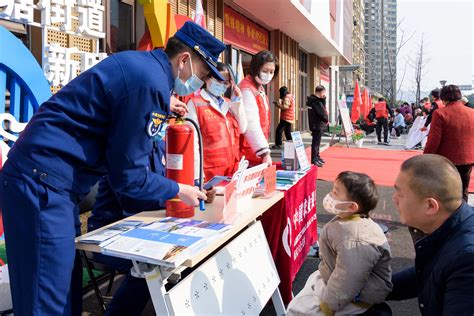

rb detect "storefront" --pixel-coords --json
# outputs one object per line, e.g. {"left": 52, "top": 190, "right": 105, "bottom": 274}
{"left": 223, "top": 6, "right": 269, "bottom": 81}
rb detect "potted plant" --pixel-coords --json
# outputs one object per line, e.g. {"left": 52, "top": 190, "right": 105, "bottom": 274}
{"left": 352, "top": 129, "right": 365, "bottom": 148}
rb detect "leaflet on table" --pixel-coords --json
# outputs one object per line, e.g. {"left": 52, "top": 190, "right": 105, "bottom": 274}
{"left": 100, "top": 218, "right": 232, "bottom": 268}
{"left": 276, "top": 183, "right": 294, "bottom": 191}
{"left": 276, "top": 170, "right": 306, "bottom": 180}
{"left": 77, "top": 220, "right": 144, "bottom": 244}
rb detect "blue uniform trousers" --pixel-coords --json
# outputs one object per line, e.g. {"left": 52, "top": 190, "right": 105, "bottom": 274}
{"left": 0, "top": 165, "right": 82, "bottom": 315}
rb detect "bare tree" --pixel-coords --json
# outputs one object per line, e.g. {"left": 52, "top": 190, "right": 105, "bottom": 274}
{"left": 382, "top": 18, "right": 415, "bottom": 106}
{"left": 409, "top": 34, "right": 430, "bottom": 105}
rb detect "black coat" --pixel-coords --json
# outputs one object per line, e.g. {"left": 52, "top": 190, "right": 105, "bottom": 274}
{"left": 387, "top": 202, "right": 474, "bottom": 315}
{"left": 307, "top": 95, "right": 328, "bottom": 131}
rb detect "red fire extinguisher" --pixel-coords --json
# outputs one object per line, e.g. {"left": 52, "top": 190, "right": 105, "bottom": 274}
{"left": 165, "top": 116, "right": 205, "bottom": 218}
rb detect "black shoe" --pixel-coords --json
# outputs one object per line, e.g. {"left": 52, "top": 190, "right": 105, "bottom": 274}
{"left": 318, "top": 158, "right": 326, "bottom": 163}
{"left": 383, "top": 141, "right": 390, "bottom": 146}
{"left": 271, "top": 145, "right": 281, "bottom": 149}
{"left": 313, "top": 161, "right": 323, "bottom": 167}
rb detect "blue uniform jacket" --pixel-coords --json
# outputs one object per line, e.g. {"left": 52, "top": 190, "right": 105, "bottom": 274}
{"left": 388, "top": 202, "right": 474, "bottom": 315}
{"left": 88, "top": 140, "right": 167, "bottom": 231}
{"left": 5, "top": 50, "right": 178, "bottom": 202}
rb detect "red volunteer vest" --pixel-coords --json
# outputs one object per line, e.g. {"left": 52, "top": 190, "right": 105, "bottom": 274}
{"left": 192, "top": 95, "right": 240, "bottom": 180}
{"left": 239, "top": 75, "right": 270, "bottom": 165}
{"left": 375, "top": 101, "right": 388, "bottom": 118}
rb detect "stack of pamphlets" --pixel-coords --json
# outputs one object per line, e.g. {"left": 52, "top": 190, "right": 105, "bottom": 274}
{"left": 276, "top": 170, "right": 306, "bottom": 191}
{"left": 96, "top": 217, "right": 232, "bottom": 268}
{"left": 77, "top": 220, "right": 144, "bottom": 244}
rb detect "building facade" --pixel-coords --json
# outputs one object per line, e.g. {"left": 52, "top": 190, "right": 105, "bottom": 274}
{"left": 1, "top": 0, "right": 353, "bottom": 136}
{"left": 352, "top": 0, "right": 365, "bottom": 86}
{"left": 364, "top": 0, "right": 397, "bottom": 100}
{"left": 223, "top": 0, "right": 352, "bottom": 136}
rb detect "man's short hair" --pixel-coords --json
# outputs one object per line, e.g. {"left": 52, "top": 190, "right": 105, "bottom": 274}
{"left": 336, "top": 171, "right": 379, "bottom": 215}
{"left": 430, "top": 88, "right": 440, "bottom": 99}
{"left": 423, "top": 97, "right": 430, "bottom": 102}
{"left": 401, "top": 154, "right": 462, "bottom": 211}
{"left": 315, "top": 85, "right": 326, "bottom": 93}
{"left": 164, "top": 36, "right": 193, "bottom": 59}
{"left": 378, "top": 97, "right": 385, "bottom": 102}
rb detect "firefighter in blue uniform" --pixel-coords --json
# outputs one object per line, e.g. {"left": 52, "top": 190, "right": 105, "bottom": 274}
{"left": 0, "top": 21, "right": 225, "bottom": 315}
{"left": 87, "top": 139, "right": 166, "bottom": 316}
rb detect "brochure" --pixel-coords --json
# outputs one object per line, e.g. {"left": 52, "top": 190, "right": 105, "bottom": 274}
{"left": 77, "top": 220, "right": 144, "bottom": 244}
{"left": 100, "top": 217, "right": 231, "bottom": 268}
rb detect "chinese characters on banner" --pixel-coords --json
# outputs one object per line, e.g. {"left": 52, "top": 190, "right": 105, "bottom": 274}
{"left": 0, "top": 0, "right": 107, "bottom": 87}
{"left": 260, "top": 165, "right": 318, "bottom": 304}
{"left": 320, "top": 62, "right": 330, "bottom": 87}
{"left": 223, "top": 6, "right": 269, "bottom": 54}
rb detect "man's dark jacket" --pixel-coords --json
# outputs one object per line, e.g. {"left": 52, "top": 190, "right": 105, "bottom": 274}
{"left": 307, "top": 95, "right": 328, "bottom": 131}
{"left": 388, "top": 202, "right": 474, "bottom": 315}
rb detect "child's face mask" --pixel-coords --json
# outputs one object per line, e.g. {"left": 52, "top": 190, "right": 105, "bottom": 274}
{"left": 323, "top": 193, "right": 354, "bottom": 215}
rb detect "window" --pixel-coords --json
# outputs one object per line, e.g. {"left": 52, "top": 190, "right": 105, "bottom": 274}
{"left": 106, "top": 0, "right": 135, "bottom": 53}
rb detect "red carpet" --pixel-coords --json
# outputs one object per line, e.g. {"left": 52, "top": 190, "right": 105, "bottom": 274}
{"left": 310, "top": 147, "right": 474, "bottom": 192}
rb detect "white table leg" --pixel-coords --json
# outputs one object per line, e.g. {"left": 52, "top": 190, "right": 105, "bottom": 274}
{"left": 271, "top": 287, "right": 287, "bottom": 315}
{"left": 131, "top": 261, "right": 171, "bottom": 315}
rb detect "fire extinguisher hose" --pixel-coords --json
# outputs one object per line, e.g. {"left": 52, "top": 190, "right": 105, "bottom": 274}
{"left": 182, "top": 117, "right": 206, "bottom": 211}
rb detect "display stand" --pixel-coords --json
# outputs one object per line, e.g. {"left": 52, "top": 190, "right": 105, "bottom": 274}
{"left": 330, "top": 95, "right": 353, "bottom": 148}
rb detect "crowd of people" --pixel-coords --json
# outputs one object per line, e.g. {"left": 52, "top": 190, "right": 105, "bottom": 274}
{"left": 0, "top": 18, "right": 473, "bottom": 315}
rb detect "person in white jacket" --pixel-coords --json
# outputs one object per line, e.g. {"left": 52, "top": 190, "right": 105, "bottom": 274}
{"left": 239, "top": 50, "right": 279, "bottom": 167}
{"left": 186, "top": 63, "right": 247, "bottom": 184}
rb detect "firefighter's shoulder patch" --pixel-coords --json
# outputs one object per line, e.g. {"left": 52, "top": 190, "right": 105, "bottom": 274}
{"left": 147, "top": 111, "right": 167, "bottom": 137}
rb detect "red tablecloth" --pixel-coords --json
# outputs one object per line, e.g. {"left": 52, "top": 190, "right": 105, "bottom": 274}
{"left": 261, "top": 165, "right": 318, "bottom": 304}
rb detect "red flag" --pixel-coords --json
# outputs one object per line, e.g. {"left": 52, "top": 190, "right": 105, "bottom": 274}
{"left": 360, "top": 88, "right": 370, "bottom": 120}
{"left": 360, "top": 88, "right": 366, "bottom": 119}
{"left": 194, "top": 0, "right": 207, "bottom": 29}
{"left": 351, "top": 80, "right": 362, "bottom": 123}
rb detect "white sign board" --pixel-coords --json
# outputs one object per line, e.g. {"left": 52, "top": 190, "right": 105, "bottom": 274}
{"left": 165, "top": 221, "right": 280, "bottom": 315}
{"left": 290, "top": 131, "right": 310, "bottom": 171}
{"left": 338, "top": 95, "right": 353, "bottom": 137}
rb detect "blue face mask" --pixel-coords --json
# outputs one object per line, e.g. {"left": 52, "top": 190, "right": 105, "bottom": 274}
{"left": 207, "top": 78, "right": 228, "bottom": 97}
{"left": 174, "top": 58, "right": 205, "bottom": 96}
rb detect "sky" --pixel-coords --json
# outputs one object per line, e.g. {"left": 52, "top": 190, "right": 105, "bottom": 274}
{"left": 396, "top": 0, "right": 473, "bottom": 97}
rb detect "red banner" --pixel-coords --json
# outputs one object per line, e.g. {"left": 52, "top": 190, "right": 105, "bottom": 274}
{"left": 320, "top": 62, "right": 330, "bottom": 84}
{"left": 224, "top": 6, "right": 269, "bottom": 54}
{"left": 261, "top": 166, "right": 318, "bottom": 303}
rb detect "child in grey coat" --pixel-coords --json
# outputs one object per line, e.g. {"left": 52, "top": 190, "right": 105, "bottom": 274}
{"left": 288, "top": 171, "right": 392, "bottom": 315}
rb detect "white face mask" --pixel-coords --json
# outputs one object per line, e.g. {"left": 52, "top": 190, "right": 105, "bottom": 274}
{"left": 256, "top": 72, "right": 273, "bottom": 85}
{"left": 323, "top": 193, "right": 353, "bottom": 215}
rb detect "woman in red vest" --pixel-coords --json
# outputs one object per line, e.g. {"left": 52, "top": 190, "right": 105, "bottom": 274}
{"left": 239, "top": 50, "right": 279, "bottom": 166}
{"left": 272, "top": 86, "right": 295, "bottom": 149}
{"left": 186, "top": 63, "right": 247, "bottom": 181}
